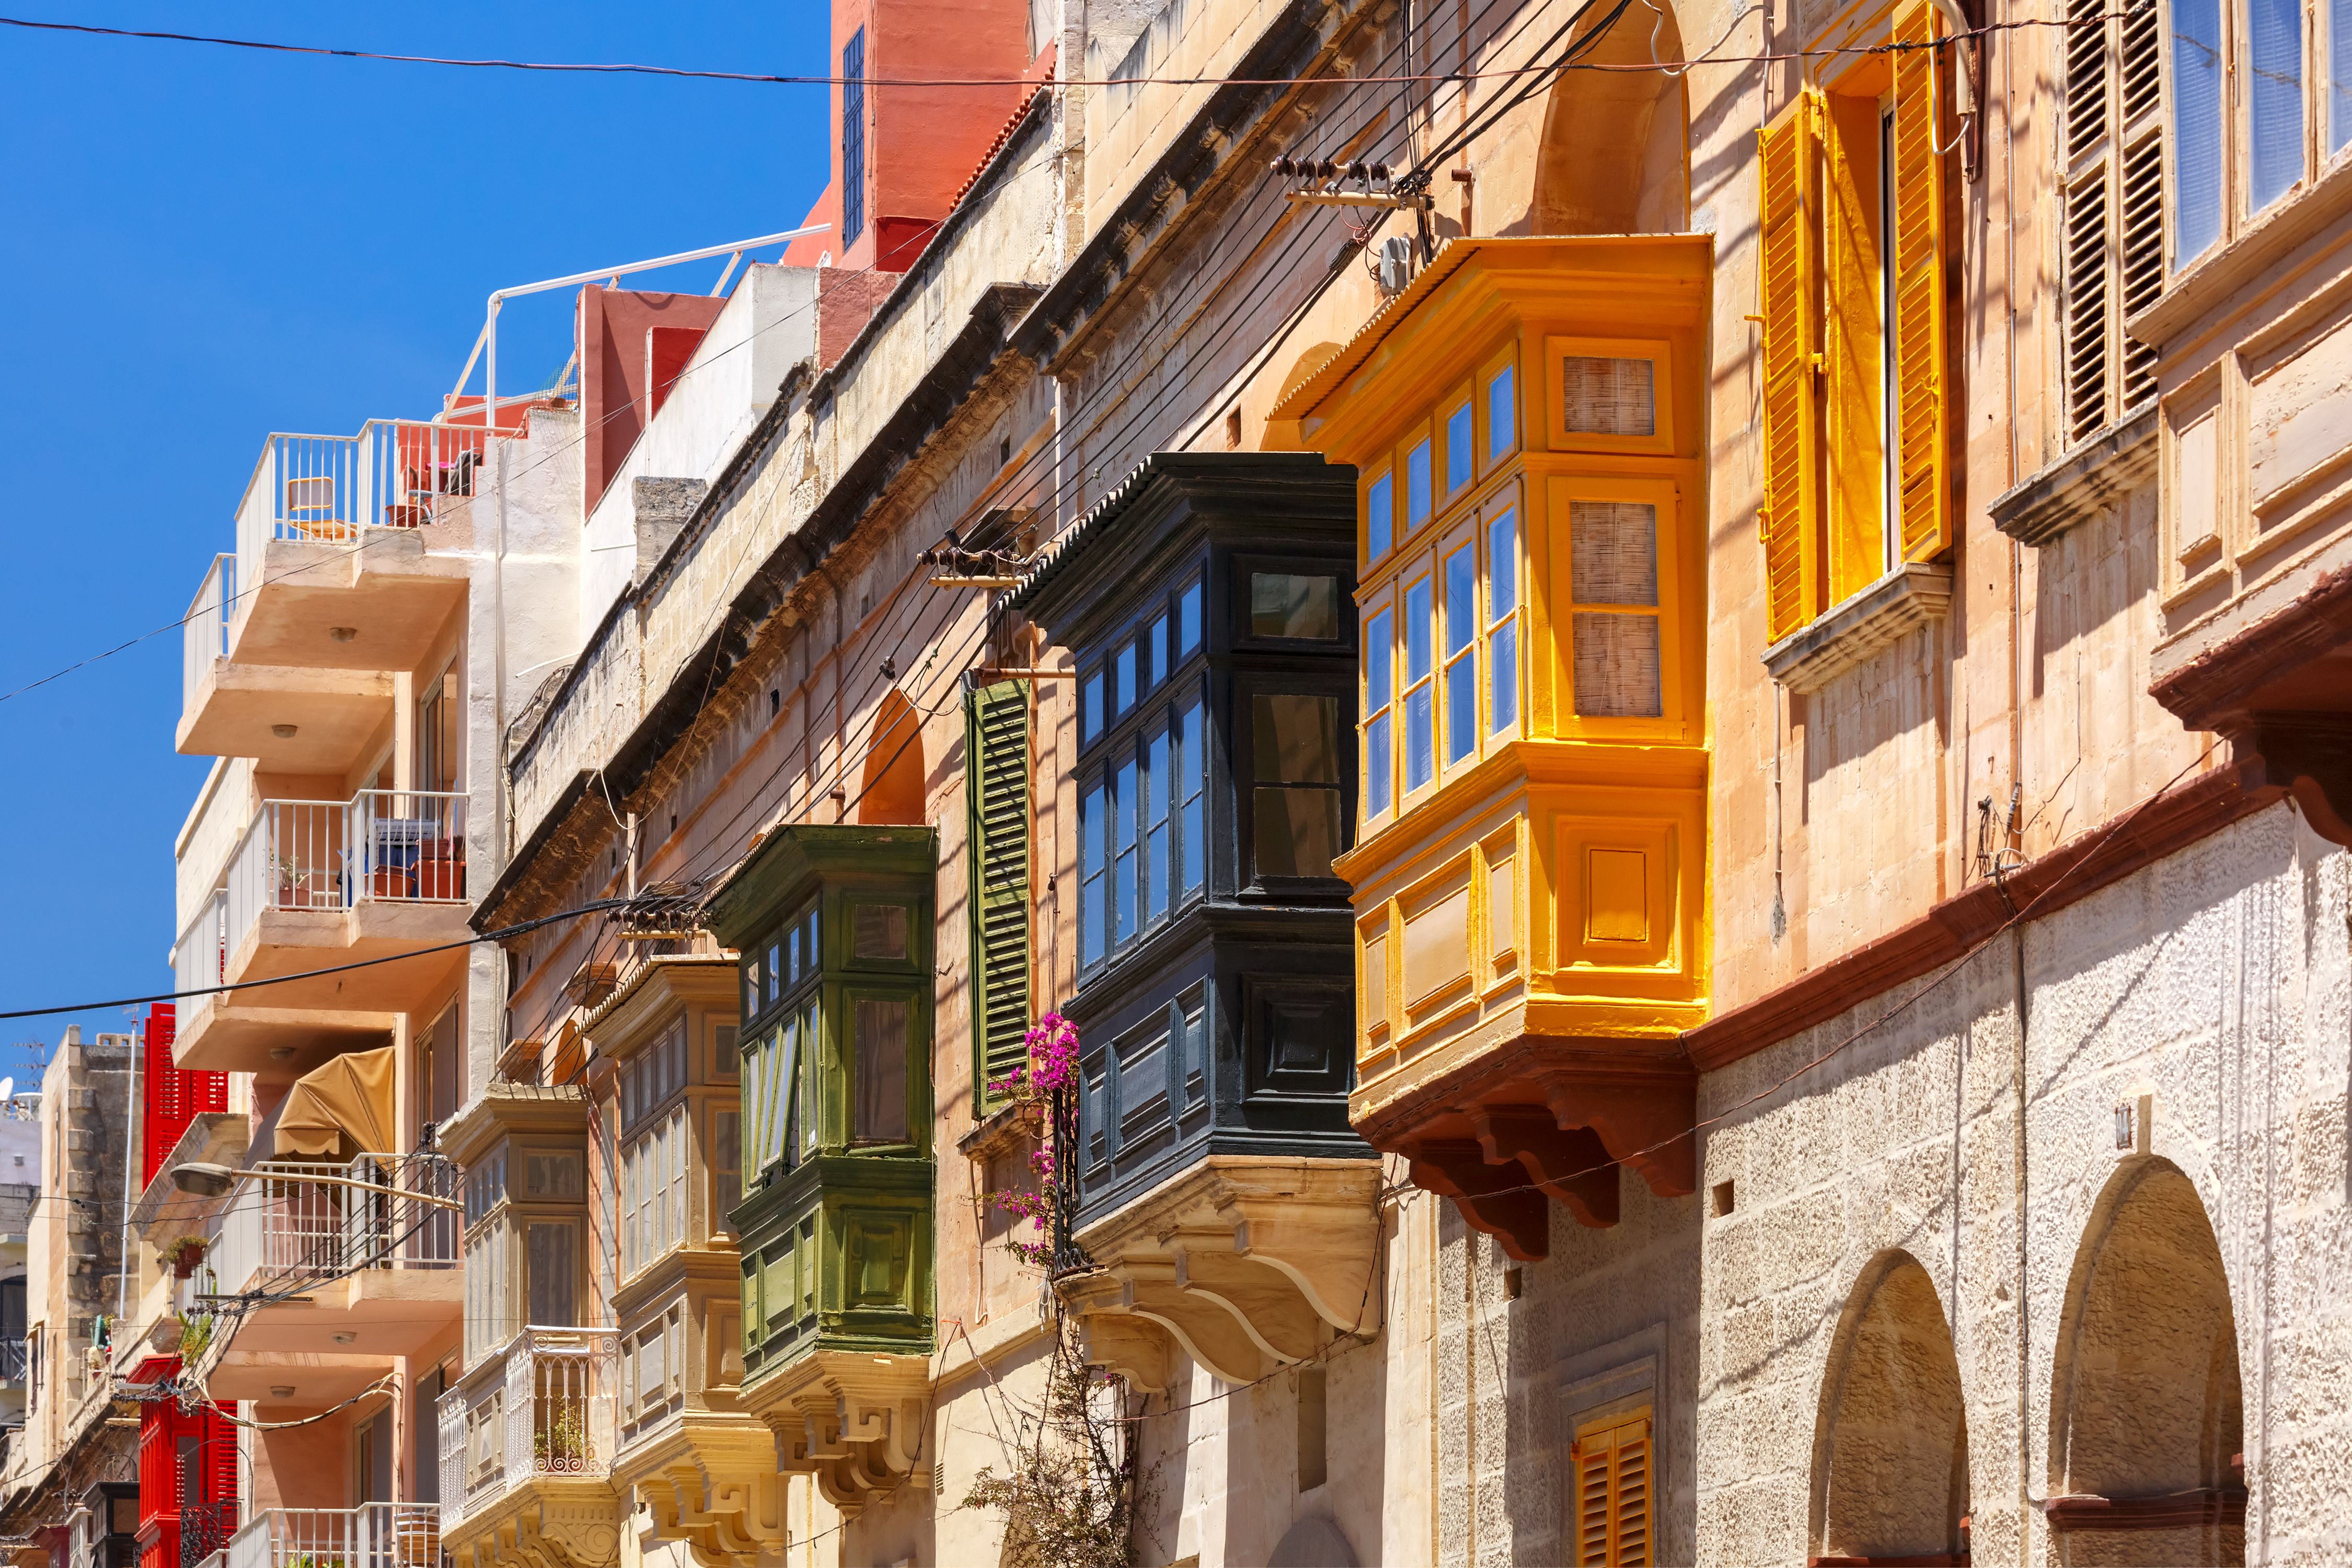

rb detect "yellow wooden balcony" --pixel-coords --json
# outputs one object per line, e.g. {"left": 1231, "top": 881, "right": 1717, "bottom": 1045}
{"left": 1273, "top": 237, "right": 1711, "bottom": 1260}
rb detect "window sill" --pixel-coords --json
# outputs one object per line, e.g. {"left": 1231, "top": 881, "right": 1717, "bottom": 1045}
{"left": 1762, "top": 564, "right": 1955, "bottom": 694}
{"left": 1988, "top": 406, "right": 2157, "bottom": 548}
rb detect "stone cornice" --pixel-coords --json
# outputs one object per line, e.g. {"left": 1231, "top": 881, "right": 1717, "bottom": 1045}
{"left": 1988, "top": 405, "right": 2159, "bottom": 548}
{"left": 1762, "top": 564, "right": 1954, "bottom": 694}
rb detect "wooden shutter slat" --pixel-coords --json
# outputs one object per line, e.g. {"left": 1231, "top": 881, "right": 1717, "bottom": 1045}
{"left": 1891, "top": 1, "right": 1951, "bottom": 562}
{"left": 964, "top": 680, "right": 1033, "bottom": 1103}
{"left": 1821, "top": 94, "right": 1887, "bottom": 605}
{"left": 1758, "top": 94, "right": 1822, "bottom": 641}
{"left": 2119, "top": 132, "right": 2164, "bottom": 406}
{"left": 1573, "top": 1414, "right": 1654, "bottom": 1565}
{"left": 2065, "top": 170, "right": 2111, "bottom": 443}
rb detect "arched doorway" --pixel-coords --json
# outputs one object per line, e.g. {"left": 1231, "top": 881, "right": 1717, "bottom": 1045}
{"left": 1808, "top": 1251, "right": 1969, "bottom": 1565}
{"left": 858, "top": 690, "right": 926, "bottom": 825}
{"left": 2047, "top": 1158, "right": 2244, "bottom": 1565}
{"left": 1531, "top": 1, "right": 1690, "bottom": 234}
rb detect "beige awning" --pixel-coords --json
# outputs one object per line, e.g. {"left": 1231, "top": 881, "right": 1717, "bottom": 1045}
{"left": 276, "top": 1045, "right": 398, "bottom": 1159}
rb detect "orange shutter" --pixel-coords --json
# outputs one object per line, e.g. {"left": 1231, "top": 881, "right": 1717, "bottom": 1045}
{"left": 1573, "top": 1412, "right": 1654, "bottom": 1564}
{"left": 1758, "top": 94, "right": 1822, "bottom": 642}
{"left": 1891, "top": 0, "right": 1952, "bottom": 561}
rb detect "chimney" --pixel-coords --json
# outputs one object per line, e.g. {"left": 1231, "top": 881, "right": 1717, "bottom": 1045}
{"left": 633, "top": 477, "right": 708, "bottom": 583}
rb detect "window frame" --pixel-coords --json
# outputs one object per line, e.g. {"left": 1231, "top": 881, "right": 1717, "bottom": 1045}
{"left": 1544, "top": 336, "right": 1676, "bottom": 457}
{"left": 1552, "top": 473, "right": 1686, "bottom": 736}
{"left": 1235, "top": 669, "right": 1354, "bottom": 894}
{"left": 1358, "top": 584, "right": 1399, "bottom": 833}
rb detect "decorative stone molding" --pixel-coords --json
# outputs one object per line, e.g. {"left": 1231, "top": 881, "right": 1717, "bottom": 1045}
{"left": 1056, "top": 1157, "right": 1382, "bottom": 1388}
{"left": 741, "top": 1350, "right": 932, "bottom": 1514}
{"left": 1987, "top": 406, "right": 2157, "bottom": 547}
{"left": 630, "top": 1421, "right": 789, "bottom": 1568}
{"left": 1763, "top": 563, "right": 1954, "bottom": 695}
{"left": 444, "top": 1488, "right": 621, "bottom": 1568}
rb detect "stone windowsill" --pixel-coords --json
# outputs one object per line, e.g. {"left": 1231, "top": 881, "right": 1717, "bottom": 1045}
{"left": 1987, "top": 405, "right": 2158, "bottom": 547}
{"left": 1763, "top": 562, "right": 1955, "bottom": 694}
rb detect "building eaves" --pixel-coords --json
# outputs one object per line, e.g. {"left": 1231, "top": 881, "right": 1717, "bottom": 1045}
{"left": 1008, "top": 0, "right": 1378, "bottom": 372}
{"left": 474, "top": 280, "right": 1045, "bottom": 931}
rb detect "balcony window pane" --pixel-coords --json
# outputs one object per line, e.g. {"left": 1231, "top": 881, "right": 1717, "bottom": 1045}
{"left": 854, "top": 998, "right": 910, "bottom": 1143}
{"left": 1488, "top": 364, "right": 1516, "bottom": 459}
{"left": 1489, "top": 509, "right": 1519, "bottom": 735}
{"left": 1443, "top": 546, "right": 1477, "bottom": 766}
{"left": 1083, "top": 669, "right": 1104, "bottom": 743}
{"left": 1250, "top": 573, "right": 1341, "bottom": 640}
{"left": 526, "top": 1221, "right": 575, "bottom": 1328}
{"left": 714, "top": 1110, "right": 740, "bottom": 1231}
{"left": 2249, "top": 0, "right": 2304, "bottom": 211}
{"left": 852, "top": 904, "right": 908, "bottom": 961}
{"left": 1179, "top": 577, "right": 1204, "bottom": 655}
{"left": 1080, "top": 781, "right": 1106, "bottom": 966}
{"left": 1573, "top": 613, "right": 1664, "bottom": 718}
{"left": 1180, "top": 695, "right": 1206, "bottom": 900}
{"left": 1113, "top": 757, "right": 1138, "bottom": 945}
{"left": 1252, "top": 693, "right": 1342, "bottom": 880}
{"left": 1570, "top": 502, "right": 1659, "bottom": 605}
{"left": 1366, "top": 474, "right": 1393, "bottom": 563}
{"left": 1404, "top": 578, "right": 1434, "bottom": 791}
{"left": 2171, "top": 0, "right": 2224, "bottom": 260}
{"left": 1146, "top": 727, "right": 1172, "bottom": 926}
{"left": 1407, "top": 441, "right": 1433, "bottom": 529}
{"left": 1364, "top": 607, "right": 1394, "bottom": 817}
{"left": 1115, "top": 642, "right": 1137, "bottom": 717}
{"left": 2334, "top": 0, "right": 2352, "bottom": 154}
{"left": 1446, "top": 400, "right": 1473, "bottom": 492}
{"left": 1150, "top": 613, "right": 1169, "bottom": 687}
{"left": 1560, "top": 356, "right": 1657, "bottom": 436}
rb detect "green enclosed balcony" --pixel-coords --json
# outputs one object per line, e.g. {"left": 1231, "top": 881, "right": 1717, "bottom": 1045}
{"left": 703, "top": 824, "right": 937, "bottom": 1515}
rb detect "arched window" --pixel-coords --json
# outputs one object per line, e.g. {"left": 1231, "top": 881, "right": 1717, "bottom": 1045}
{"left": 2047, "top": 1158, "right": 2244, "bottom": 1564}
{"left": 1808, "top": 1252, "right": 1969, "bottom": 1565}
{"left": 858, "top": 690, "right": 926, "bottom": 826}
{"left": 1531, "top": 2, "right": 1690, "bottom": 234}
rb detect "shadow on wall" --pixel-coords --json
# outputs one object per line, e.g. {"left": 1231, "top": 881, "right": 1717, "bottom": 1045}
{"left": 860, "top": 690, "right": 928, "bottom": 825}
{"left": 1528, "top": 0, "right": 1691, "bottom": 235}
{"left": 1809, "top": 1250, "right": 1970, "bottom": 1564}
{"left": 2046, "top": 1156, "right": 2244, "bottom": 1567}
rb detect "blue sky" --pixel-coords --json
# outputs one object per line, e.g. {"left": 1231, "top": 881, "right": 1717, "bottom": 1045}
{"left": 0, "top": 4, "right": 831, "bottom": 1059}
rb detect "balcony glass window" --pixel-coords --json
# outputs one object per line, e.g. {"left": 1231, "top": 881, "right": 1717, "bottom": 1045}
{"left": 1179, "top": 578, "right": 1204, "bottom": 654}
{"left": 1488, "top": 361, "right": 1517, "bottom": 460}
{"left": 2172, "top": 0, "right": 2225, "bottom": 261}
{"left": 1180, "top": 693, "right": 1206, "bottom": 900}
{"left": 1443, "top": 544, "right": 1478, "bottom": 766}
{"left": 1487, "top": 508, "right": 1521, "bottom": 735}
{"left": 1250, "top": 572, "right": 1342, "bottom": 641}
{"left": 853, "top": 997, "right": 912, "bottom": 1143}
{"left": 1364, "top": 605, "right": 1394, "bottom": 820}
{"left": 2249, "top": 0, "right": 2304, "bottom": 210}
{"left": 1569, "top": 500, "right": 1664, "bottom": 719}
{"left": 1366, "top": 470, "right": 1394, "bottom": 564}
{"left": 1080, "top": 677, "right": 1209, "bottom": 969}
{"left": 2331, "top": 0, "right": 2352, "bottom": 151}
{"left": 1083, "top": 668, "right": 1105, "bottom": 744}
{"left": 1402, "top": 575, "right": 1435, "bottom": 792}
{"left": 1251, "top": 693, "right": 1343, "bottom": 880}
{"left": 1446, "top": 399, "right": 1474, "bottom": 495}
{"left": 525, "top": 1219, "right": 577, "bottom": 1327}
{"left": 620, "top": 1105, "right": 686, "bottom": 1277}
{"left": 743, "top": 1004, "right": 812, "bottom": 1178}
{"left": 620, "top": 1019, "right": 688, "bottom": 1132}
{"left": 1406, "top": 439, "right": 1433, "bottom": 533}
{"left": 712, "top": 1109, "right": 741, "bottom": 1232}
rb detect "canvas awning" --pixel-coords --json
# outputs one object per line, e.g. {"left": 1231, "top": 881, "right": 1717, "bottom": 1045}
{"left": 276, "top": 1045, "right": 397, "bottom": 1159}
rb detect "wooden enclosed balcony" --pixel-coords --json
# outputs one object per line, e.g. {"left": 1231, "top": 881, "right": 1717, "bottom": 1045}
{"left": 705, "top": 826, "right": 938, "bottom": 1514}
{"left": 1273, "top": 237, "right": 1712, "bottom": 1259}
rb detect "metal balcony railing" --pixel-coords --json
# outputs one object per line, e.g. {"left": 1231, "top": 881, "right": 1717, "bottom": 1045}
{"left": 233, "top": 421, "right": 498, "bottom": 559}
{"left": 0, "top": 1338, "right": 25, "bottom": 1380}
{"left": 201, "top": 1153, "right": 460, "bottom": 1299}
{"left": 182, "top": 554, "right": 236, "bottom": 715}
{"left": 199, "top": 788, "right": 468, "bottom": 970}
{"left": 171, "top": 890, "right": 228, "bottom": 1041}
{"left": 217, "top": 1504, "right": 439, "bottom": 1568}
{"left": 438, "top": 1328, "right": 618, "bottom": 1529}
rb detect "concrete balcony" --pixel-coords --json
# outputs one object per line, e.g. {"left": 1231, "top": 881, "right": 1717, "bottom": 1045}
{"left": 175, "top": 1155, "right": 460, "bottom": 1406}
{"left": 178, "top": 551, "right": 397, "bottom": 774}
{"left": 172, "top": 790, "right": 469, "bottom": 1071}
{"left": 438, "top": 1329, "right": 621, "bottom": 1568}
{"left": 205, "top": 1504, "right": 439, "bottom": 1568}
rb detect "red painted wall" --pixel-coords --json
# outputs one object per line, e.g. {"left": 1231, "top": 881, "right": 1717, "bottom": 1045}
{"left": 578, "top": 287, "right": 730, "bottom": 514}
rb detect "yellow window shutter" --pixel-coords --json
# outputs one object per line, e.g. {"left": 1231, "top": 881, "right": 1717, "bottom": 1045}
{"left": 1757, "top": 93, "right": 1822, "bottom": 642}
{"left": 1891, "top": 0, "right": 1952, "bottom": 561}
{"left": 1820, "top": 93, "right": 1888, "bottom": 606}
{"left": 1573, "top": 1412, "right": 1655, "bottom": 1565}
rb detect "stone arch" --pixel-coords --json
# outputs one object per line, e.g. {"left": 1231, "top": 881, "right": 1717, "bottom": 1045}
{"left": 1531, "top": 0, "right": 1690, "bottom": 234}
{"left": 2046, "top": 1156, "right": 2244, "bottom": 1564}
{"left": 857, "top": 690, "right": 926, "bottom": 825}
{"left": 1807, "top": 1250, "right": 1969, "bottom": 1565}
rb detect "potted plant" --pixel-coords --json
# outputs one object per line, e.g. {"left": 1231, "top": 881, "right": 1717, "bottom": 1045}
{"left": 274, "top": 856, "right": 313, "bottom": 907}
{"left": 533, "top": 1408, "right": 588, "bottom": 1471}
{"left": 160, "top": 1236, "right": 208, "bottom": 1279}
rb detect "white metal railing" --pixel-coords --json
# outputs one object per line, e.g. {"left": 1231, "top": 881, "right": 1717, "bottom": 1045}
{"left": 206, "top": 1153, "right": 460, "bottom": 1296}
{"left": 439, "top": 1328, "right": 619, "bottom": 1529}
{"left": 172, "top": 890, "right": 228, "bottom": 1035}
{"left": 222, "top": 1504, "right": 439, "bottom": 1568}
{"left": 233, "top": 421, "right": 499, "bottom": 560}
{"left": 216, "top": 788, "right": 468, "bottom": 963}
{"left": 183, "top": 553, "right": 236, "bottom": 716}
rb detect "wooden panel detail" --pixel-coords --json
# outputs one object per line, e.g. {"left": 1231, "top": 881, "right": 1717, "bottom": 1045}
{"left": 1557, "top": 815, "right": 1677, "bottom": 972}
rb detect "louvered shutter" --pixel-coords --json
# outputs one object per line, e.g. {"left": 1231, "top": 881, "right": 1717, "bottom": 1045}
{"left": 2116, "top": 0, "right": 2164, "bottom": 409}
{"left": 1890, "top": 1, "right": 1951, "bottom": 561}
{"left": 1572, "top": 1412, "right": 1654, "bottom": 1565}
{"left": 1821, "top": 94, "right": 1887, "bottom": 605}
{"left": 2061, "top": 0, "right": 2164, "bottom": 443}
{"left": 964, "top": 679, "right": 1032, "bottom": 1107}
{"left": 1758, "top": 94, "right": 1822, "bottom": 642}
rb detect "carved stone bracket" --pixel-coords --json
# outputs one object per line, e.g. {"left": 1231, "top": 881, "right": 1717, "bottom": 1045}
{"left": 741, "top": 1351, "right": 932, "bottom": 1516}
{"left": 1057, "top": 1157, "right": 1383, "bottom": 1389}
{"left": 627, "top": 1417, "right": 787, "bottom": 1568}
{"left": 446, "top": 1488, "right": 621, "bottom": 1568}
{"left": 2232, "top": 712, "right": 2352, "bottom": 846}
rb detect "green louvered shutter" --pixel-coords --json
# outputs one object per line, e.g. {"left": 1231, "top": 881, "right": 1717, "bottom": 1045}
{"left": 965, "top": 679, "right": 1032, "bottom": 1109}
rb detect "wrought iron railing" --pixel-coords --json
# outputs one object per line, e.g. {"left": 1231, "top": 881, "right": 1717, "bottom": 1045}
{"left": 179, "top": 1498, "right": 237, "bottom": 1568}
{"left": 437, "top": 1328, "right": 619, "bottom": 1530}
{"left": 1049, "top": 1080, "right": 1090, "bottom": 1277}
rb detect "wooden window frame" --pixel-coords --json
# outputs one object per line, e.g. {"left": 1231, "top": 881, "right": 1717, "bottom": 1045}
{"left": 1358, "top": 583, "right": 1399, "bottom": 832}
{"left": 1483, "top": 489, "right": 1524, "bottom": 745}
{"left": 1552, "top": 474, "right": 1685, "bottom": 737}
{"left": 1544, "top": 335, "right": 1677, "bottom": 457}
{"left": 1435, "top": 517, "right": 1484, "bottom": 788}
{"left": 1483, "top": 346, "right": 1521, "bottom": 467}
{"left": 1571, "top": 1406, "right": 1655, "bottom": 1565}
{"left": 1442, "top": 382, "right": 1478, "bottom": 503}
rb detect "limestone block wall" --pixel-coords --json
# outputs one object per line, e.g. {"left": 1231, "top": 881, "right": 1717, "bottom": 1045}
{"left": 1692, "top": 802, "right": 2352, "bottom": 1565}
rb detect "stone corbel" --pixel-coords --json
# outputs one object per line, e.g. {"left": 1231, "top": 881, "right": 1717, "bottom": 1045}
{"left": 755, "top": 1358, "right": 931, "bottom": 1516}
{"left": 2232, "top": 713, "right": 2352, "bottom": 846}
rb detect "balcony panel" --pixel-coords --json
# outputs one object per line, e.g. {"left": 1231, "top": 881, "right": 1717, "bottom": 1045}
{"left": 437, "top": 1330, "right": 622, "bottom": 1568}
{"left": 221, "top": 1505, "right": 437, "bottom": 1568}
{"left": 177, "top": 661, "right": 394, "bottom": 773}
{"left": 229, "top": 534, "right": 466, "bottom": 675}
